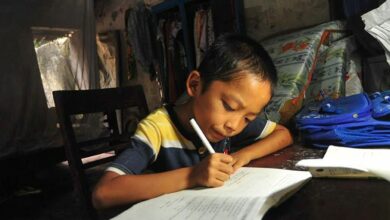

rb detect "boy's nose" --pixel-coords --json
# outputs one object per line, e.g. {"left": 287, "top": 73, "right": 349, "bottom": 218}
{"left": 224, "top": 118, "right": 241, "bottom": 135}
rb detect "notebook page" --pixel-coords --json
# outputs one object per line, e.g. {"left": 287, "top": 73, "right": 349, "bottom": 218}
{"left": 112, "top": 167, "right": 311, "bottom": 220}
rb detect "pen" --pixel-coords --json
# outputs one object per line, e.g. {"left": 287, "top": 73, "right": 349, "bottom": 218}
{"left": 189, "top": 118, "right": 216, "bottom": 154}
{"left": 224, "top": 138, "right": 230, "bottom": 155}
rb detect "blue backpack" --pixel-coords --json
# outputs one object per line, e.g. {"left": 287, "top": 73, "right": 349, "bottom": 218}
{"left": 296, "top": 91, "right": 390, "bottom": 148}
{"left": 370, "top": 91, "right": 390, "bottom": 119}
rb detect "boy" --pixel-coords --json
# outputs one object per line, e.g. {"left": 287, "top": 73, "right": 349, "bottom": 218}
{"left": 92, "top": 34, "right": 292, "bottom": 209}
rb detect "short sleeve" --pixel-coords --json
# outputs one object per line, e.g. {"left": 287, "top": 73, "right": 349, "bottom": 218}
{"left": 107, "top": 118, "right": 163, "bottom": 175}
{"left": 108, "top": 137, "right": 155, "bottom": 175}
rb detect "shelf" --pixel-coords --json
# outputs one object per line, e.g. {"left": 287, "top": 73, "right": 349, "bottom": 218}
{"left": 151, "top": 0, "right": 180, "bottom": 14}
{"left": 151, "top": 0, "right": 194, "bottom": 14}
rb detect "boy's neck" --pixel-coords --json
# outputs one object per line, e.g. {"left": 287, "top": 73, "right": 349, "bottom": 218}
{"left": 172, "top": 101, "right": 194, "bottom": 134}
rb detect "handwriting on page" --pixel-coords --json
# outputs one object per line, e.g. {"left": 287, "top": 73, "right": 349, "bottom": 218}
{"left": 112, "top": 168, "right": 311, "bottom": 220}
{"left": 156, "top": 193, "right": 265, "bottom": 219}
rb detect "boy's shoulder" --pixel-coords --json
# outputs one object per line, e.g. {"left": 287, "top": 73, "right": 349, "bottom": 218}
{"left": 136, "top": 106, "right": 184, "bottom": 144}
{"left": 142, "top": 106, "right": 173, "bottom": 126}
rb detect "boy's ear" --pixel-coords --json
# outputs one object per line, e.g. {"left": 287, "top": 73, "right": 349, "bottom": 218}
{"left": 186, "top": 70, "right": 201, "bottom": 97}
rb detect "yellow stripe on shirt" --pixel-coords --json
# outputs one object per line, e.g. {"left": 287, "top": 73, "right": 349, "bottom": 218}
{"left": 259, "top": 120, "right": 276, "bottom": 139}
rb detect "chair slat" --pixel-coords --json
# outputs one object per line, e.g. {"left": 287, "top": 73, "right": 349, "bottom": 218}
{"left": 80, "top": 142, "right": 130, "bottom": 158}
{"left": 77, "top": 135, "right": 130, "bottom": 149}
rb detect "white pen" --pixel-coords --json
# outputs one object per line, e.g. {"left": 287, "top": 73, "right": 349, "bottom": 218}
{"left": 189, "top": 118, "right": 216, "bottom": 154}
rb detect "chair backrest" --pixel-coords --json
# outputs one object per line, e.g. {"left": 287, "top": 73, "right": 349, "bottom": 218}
{"left": 53, "top": 85, "right": 149, "bottom": 220}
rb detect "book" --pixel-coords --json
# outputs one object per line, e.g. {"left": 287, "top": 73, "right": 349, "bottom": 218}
{"left": 296, "top": 145, "right": 390, "bottom": 181}
{"left": 111, "top": 167, "right": 311, "bottom": 220}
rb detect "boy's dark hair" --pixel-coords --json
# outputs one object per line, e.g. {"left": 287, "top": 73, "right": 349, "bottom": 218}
{"left": 197, "top": 33, "right": 277, "bottom": 92}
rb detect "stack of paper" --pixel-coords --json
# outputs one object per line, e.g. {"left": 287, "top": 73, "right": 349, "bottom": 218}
{"left": 296, "top": 145, "right": 390, "bottom": 181}
{"left": 112, "top": 167, "right": 311, "bottom": 220}
{"left": 362, "top": 0, "right": 390, "bottom": 66}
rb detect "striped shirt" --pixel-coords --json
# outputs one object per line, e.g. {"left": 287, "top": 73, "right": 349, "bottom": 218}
{"left": 108, "top": 105, "right": 276, "bottom": 175}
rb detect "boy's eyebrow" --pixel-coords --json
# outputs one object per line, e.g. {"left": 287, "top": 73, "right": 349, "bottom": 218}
{"left": 226, "top": 94, "right": 244, "bottom": 107}
{"left": 248, "top": 112, "right": 260, "bottom": 117}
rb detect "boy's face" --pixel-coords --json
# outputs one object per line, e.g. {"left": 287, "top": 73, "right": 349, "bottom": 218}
{"left": 188, "top": 71, "right": 272, "bottom": 143}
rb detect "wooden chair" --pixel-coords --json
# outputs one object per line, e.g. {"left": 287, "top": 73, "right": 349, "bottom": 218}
{"left": 53, "top": 85, "right": 149, "bottom": 220}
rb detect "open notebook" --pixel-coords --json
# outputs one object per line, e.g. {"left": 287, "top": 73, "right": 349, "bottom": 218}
{"left": 111, "top": 167, "right": 311, "bottom": 220}
{"left": 296, "top": 145, "right": 390, "bottom": 181}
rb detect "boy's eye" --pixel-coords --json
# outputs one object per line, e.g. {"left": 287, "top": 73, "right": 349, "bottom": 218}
{"left": 223, "top": 101, "right": 234, "bottom": 111}
{"left": 244, "top": 117, "right": 256, "bottom": 124}
{"left": 245, "top": 117, "right": 252, "bottom": 124}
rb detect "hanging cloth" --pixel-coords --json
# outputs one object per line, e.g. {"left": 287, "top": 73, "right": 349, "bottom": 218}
{"left": 126, "top": 3, "right": 157, "bottom": 75}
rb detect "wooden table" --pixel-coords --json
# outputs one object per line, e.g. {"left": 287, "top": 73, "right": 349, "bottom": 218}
{"left": 248, "top": 144, "right": 390, "bottom": 220}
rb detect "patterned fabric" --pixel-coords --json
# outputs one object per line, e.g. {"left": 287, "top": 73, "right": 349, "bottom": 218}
{"left": 107, "top": 106, "right": 275, "bottom": 175}
{"left": 194, "top": 8, "right": 215, "bottom": 67}
{"left": 261, "top": 20, "right": 346, "bottom": 124}
{"left": 345, "top": 52, "right": 363, "bottom": 96}
{"left": 126, "top": 2, "right": 157, "bottom": 72}
{"left": 96, "top": 32, "right": 119, "bottom": 89}
{"left": 305, "top": 36, "right": 357, "bottom": 104}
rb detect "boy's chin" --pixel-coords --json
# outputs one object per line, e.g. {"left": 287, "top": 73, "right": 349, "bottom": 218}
{"left": 209, "top": 137, "right": 225, "bottom": 143}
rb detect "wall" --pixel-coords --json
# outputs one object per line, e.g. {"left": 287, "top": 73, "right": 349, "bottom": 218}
{"left": 94, "top": 0, "right": 331, "bottom": 111}
{"left": 95, "top": 0, "right": 163, "bottom": 111}
{"left": 244, "top": 0, "right": 330, "bottom": 41}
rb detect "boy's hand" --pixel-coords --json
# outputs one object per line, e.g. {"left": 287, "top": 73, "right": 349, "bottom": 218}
{"left": 190, "top": 153, "right": 234, "bottom": 187}
{"left": 230, "top": 151, "right": 251, "bottom": 172}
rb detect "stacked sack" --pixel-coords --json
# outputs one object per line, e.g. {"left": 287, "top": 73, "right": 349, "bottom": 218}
{"left": 261, "top": 20, "right": 347, "bottom": 125}
{"left": 295, "top": 91, "right": 390, "bottom": 148}
{"left": 304, "top": 36, "right": 358, "bottom": 104}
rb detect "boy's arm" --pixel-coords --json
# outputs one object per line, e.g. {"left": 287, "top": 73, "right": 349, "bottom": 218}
{"left": 92, "top": 153, "right": 234, "bottom": 209}
{"left": 230, "top": 124, "right": 293, "bottom": 170}
{"left": 92, "top": 167, "right": 194, "bottom": 209}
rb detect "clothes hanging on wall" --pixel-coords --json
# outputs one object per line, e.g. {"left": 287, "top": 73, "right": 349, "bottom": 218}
{"left": 157, "top": 18, "right": 188, "bottom": 103}
{"left": 96, "top": 31, "right": 119, "bottom": 88}
{"left": 126, "top": 2, "right": 158, "bottom": 76}
{"left": 156, "top": 19, "right": 168, "bottom": 102}
{"left": 194, "top": 8, "right": 215, "bottom": 67}
{"left": 150, "top": 1, "right": 237, "bottom": 104}
{"left": 122, "top": 30, "right": 138, "bottom": 81}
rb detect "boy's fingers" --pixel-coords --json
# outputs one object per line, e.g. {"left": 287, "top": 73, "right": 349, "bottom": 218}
{"left": 218, "top": 162, "right": 234, "bottom": 175}
{"left": 210, "top": 179, "right": 225, "bottom": 187}
{"left": 232, "top": 163, "right": 242, "bottom": 171}
{"left": 219, "top": 154, "right": 234, "bottom": 164}
{"left": 215, "top": 171, "right": 230, "bottom": 182}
